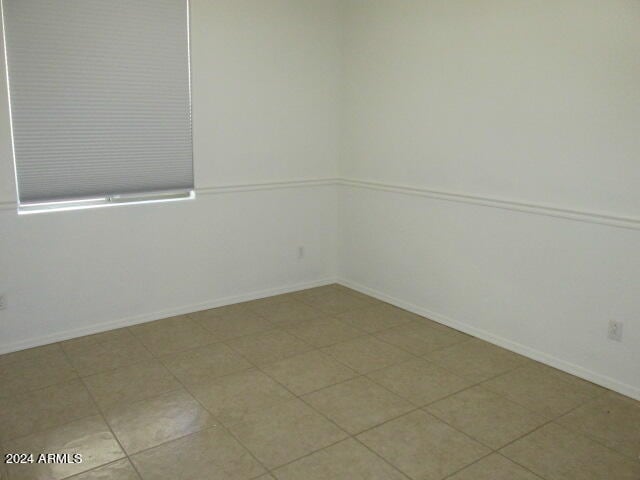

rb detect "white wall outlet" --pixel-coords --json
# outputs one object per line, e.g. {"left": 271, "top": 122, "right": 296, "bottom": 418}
{"left": 608, "top": 320, "right": 623, "bottom": 342}
{"left": 298, "top": 246, "right": 305, "bottom": 260}
{"left": 0, "top": 295, "right": 6, "bottom": 310}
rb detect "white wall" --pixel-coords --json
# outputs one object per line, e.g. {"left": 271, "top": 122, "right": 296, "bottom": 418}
{"left": 0, "top": 0, "right": 342, "bottom": 352}
{"left": 341, "top": 0, "right": 640, "bottom": 215}
{"left": 339, "top": 0, "right": 640, "bottom": 399}
{"left": 2, "top": 0, "right": 638, "bottom": 400}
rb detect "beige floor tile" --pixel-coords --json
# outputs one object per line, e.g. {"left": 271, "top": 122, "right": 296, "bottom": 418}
{"left": 131, "top": 426, "right": 265, "bottom": 480}
{"left": 298, "top": 290, "right": 373, "bottom": 315}
{"left": 0, "top": 349, "right": 77, "bottom": 398}
{"left": 3, "top": 415, "right": 124, "bottom": 480}
{"left": 191, "top": 309, "right": 277, "bottom": 341}
{"left": 273, "top": 438, "right": 406, "bottom": 480}
{"left": 424, "top": 339, "right": 531, "bottom": 382}
{"left": 4, "top": 290, "right": 635, "bottom": 480}
{"left": 61, "top": 329, "right": 153, "bottom": 376}
{"left": 226, "top": 329, "right": 313, "bottom": 366}
{"left": 284, "top": 316, "right": 366, "bottom": 348}
{"left": 336, "top": 304, "right": 420, "bottom": 333}
{"left": 332, "top": 286, "right": 382, "bottom": 304}
{"left": 368, "top": 359, "right": 474, "bottom": 406}
{"left": 228, "top": 398, "right": 348, "bottom": 469}
{"left": 188, "top": 369, "right": 294, "bottom": 425}
{"left": 190, "top": 302, "right": 255, "bottom": 319}
{"left": 240, "top": 292, "right": 297, "bottom": 309}
{"left": 425, "top": 385, "right": 548, "bottom": 449}
{"left": 104, "top": 389, "right": 214, "bottom": 454}
{"left": 67, "top": 459, "right": 141, "bottom": 480}
{"left": 321, "top": 336, "right": 412, "bottom": 374}
{"left": 557, "top": 392, "right": 640, "bottom": 460}
{"left": 482, "top": 364, "right": 606, "bottom": 419}
{"left": 357, "top": 410, "right": 490, "bottom": 480}
{"left": 60, "top": 328, "right": 132, "bottom": 350}
{"left": 303, "top": 377, "right": 413, "bottom": 434}
{"left": 160, "top": 343, "right": 252, "bottom": 386}
{"left": 501, "top": 423, "right": 640, "bottom": 480}
{"left": 0, "top": 343, "right": 64, "bottom": 366}
{"left": 447, "top": 454, "right": 541, "bottom": 480}
{"left": 260, "top": 350, "right": 357, "bottom": 395}
{"left": 129, "top": 315, "right": 216, "bottom": 356}
{"left": 82, "top": 360, "right": 181, "bottom": 410}
{"left": 0, "top": 379, "right": 98, "bottom": 442}
{"left": 289, "top": 284, "right": 343, "bottom": 302}
{"left": 374, "top": 321, "right": 470, "bottom": 355}
{"left": 252, "top": 300, "right": 324, "bottom": 327}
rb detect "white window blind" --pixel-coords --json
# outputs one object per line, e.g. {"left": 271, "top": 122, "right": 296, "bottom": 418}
{"left": 1, "top": 0, "right": 193, "bottom": 212}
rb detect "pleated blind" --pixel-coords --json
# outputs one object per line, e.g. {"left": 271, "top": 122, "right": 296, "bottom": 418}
{"left": 1, "top": 0, "right": 193, "bottom": 210}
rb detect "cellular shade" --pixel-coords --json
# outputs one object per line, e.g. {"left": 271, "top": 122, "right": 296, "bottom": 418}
{"left": 1, "top": 0, "right": 193, "bottom": 207}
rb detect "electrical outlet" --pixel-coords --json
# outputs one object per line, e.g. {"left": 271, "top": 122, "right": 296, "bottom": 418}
{"left": 297, "top": 246, "right": 305, "bottom": 260}
{"left": 0, "top": 295, "right": 6, "bottom": 310}
{"left": 608, "top": 320, "right": 623, "bottom": 342}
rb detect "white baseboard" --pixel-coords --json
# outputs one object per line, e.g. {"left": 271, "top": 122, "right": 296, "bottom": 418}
{"left": 0, "top": 277, "right": 337, "bottom": 355}
{"left": 338, "top": 277, "right": 640, "bottom": 402}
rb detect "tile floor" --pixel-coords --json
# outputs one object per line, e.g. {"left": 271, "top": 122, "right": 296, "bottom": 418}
{"left": 0, "top": 284, "right": 638, "bottom": 480}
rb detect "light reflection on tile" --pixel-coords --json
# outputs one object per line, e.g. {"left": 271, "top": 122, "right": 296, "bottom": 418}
{"left": 104, "top": 389, "right": 214, "bottom": 454}
{"left": 0, "top": 287, "right": 635, "bottom": 480}
{"left": 3, "top": 416, "right": 124, "bottom": 480}
{"left": 66, "top": 459, "right": 141, "bottom": 480}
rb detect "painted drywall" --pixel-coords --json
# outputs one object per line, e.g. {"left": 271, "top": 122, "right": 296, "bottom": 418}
{"left": 339, "top": 0, "right": 640, "bottom": 398}
{"left": 0, "top": 0, "right": 342, "bottom": 352}
{"left": 341, "top": 0, "right": 640, "bottom": 216}
{"left": 1, "top": 0, "right": 638, "bottom": 400}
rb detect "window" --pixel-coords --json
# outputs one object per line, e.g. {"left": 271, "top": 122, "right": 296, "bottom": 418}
{"left": 1, "top": 0, "right": 194, "bottom": 213}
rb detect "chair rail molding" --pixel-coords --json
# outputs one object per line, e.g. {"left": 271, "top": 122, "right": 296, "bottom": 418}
{"left": 3, "top": 176, "right": 639, "bottom": 231}
{"left": 338, "top": 178, "right": 640, "bottom": 231}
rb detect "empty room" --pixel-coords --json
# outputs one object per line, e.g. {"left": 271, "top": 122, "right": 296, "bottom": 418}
{"left": 0, "top": 1, "right": 638, "bottom": 479}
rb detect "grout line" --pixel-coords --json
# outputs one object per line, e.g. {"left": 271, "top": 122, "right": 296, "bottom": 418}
{"left": 338, "top": 279, "right": 640, "bottom": 401}
{"left": 153, "top": 354, "right": 273, "bottom": 477}
{"left": 490, "top": 390, "right": 637, "bottom": 480}
{"left": 255, "top": 361, "right": 362, "bottom": 399}
{"left": 545, "top": 420, "right": 640, "bottom": 465}
{"left": 225, "top": 323, "right": 494, "bottom": 479}
{"left": 124, "top": 315, "right": 273, "bottom": 477}
{"left": 61, "top": 459, "right": 140, "bottom": 480}
{"left": 241, "top": 350, "right": 412, "bottom": 479}
{"left": 349, "top": 438, "right": 414, "bottom": 480}
{"left": 194, "top": 307, "right": 370, "bottom": 475}
{"left": 493, "top": 453, "right": 548, "bottom": 480}
{"left": 4, "top": 285, "right": 635, "bottom": 479}
{"left": 2, "top": 289, "right": 401, "bottom": 478}
{"left": 438, "top": 450, "right": 496, "bottom": 480}
{"left": 240, "top": 302, "right": 625, "bottom": 478}
{"left": 552, "top": 402, "right": 640, "bottom": 464}
{"left": 56, "top": 346, "right": 138, "bottom": 480}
